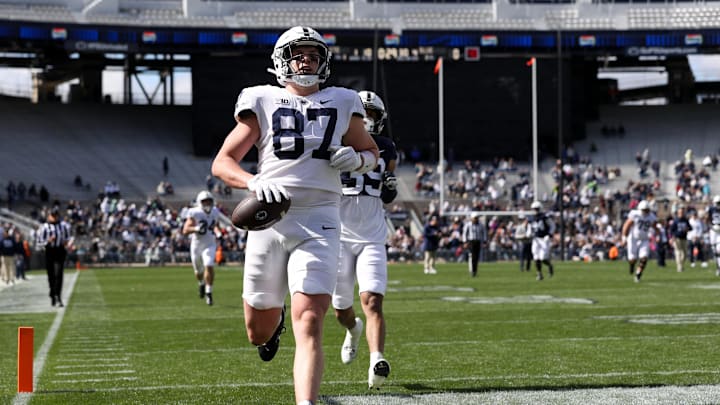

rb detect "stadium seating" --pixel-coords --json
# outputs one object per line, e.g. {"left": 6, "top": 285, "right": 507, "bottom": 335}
{"left": 574, "top": 104, "right": 720, "bottom": 198}
{"left": 0, "top": 96, "right": 217, "bottom": 203}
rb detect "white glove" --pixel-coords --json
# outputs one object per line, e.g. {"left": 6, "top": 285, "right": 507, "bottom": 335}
{"left": 247, "top": 177, "right": 289, "bottom": 203}
{"left": 329, "top": 146, "right": 361, "bottom": 172}
{"left": 382, "top": 172, "right": 397, "bottom": 190}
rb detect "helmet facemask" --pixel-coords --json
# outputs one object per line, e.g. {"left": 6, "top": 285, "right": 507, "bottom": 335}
{"left": 272, "top": 41, "right": 330, "bottom": 87}
{"left": 363, "top": 107, "right": 386, "bottom": 135}
{"left": 200, "top": 199, "right": 213, "bottom": 214}
{"left": 358, "top": 91, "right": 387, "bottom": 136}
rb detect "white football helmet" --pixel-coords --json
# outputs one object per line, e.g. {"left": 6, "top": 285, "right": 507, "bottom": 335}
{"left": 271, "top": 26, "right": 330, "bottom": 88}
{"left": 196, "top": 190, "right": 214, "bottom": 213}
{"left": 637, "top": 200, "right": 649, "bottom": 212}
{"left": 531, "top": 201, "right": 542, "bottom": 210}
{"left": 358, "top": 90, "right": 387, "bottom": 136}
{"left": 713, "top": 195, "right": 720, "bottom": 206}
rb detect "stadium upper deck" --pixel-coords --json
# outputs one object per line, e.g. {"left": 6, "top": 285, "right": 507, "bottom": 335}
{"left": 3, "top": 0, "right": 720, "bottom": 32}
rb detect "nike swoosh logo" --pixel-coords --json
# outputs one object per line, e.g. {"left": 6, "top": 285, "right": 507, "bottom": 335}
{"left": 320, "top": 100, "right": 332, "bottom": 104}
{"left": 321, "top": 225, "right": 336, "bottom": 230}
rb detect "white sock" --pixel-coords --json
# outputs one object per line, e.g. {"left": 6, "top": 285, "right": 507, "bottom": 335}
{"left": 205, "top": 285, "right": 212, "bottom": 294}
{"left": 351, "top": 318, "right": 362, "bottom": 333}
{"left": 370, "top": 351, "right": 384, "bottom": 364}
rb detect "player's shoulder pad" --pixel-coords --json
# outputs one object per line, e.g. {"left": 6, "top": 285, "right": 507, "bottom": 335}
{"left": 235, "top": 85, "right": 280, "bottom": 117}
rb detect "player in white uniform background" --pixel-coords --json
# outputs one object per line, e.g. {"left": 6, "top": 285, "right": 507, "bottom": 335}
{"left": 332, "top": 90, "right": 397, "bottom": 389}
{"left": 182, "top": 191, "right": 221, "bottom": 305}
{"left": 211, "top": 26, "right": 379, "bottom": 405}
{"left": 621, "top": 200, "right": 657, "bottom": 282}
{"left": 530, "top": 201, "right": 555, "bottom": 281}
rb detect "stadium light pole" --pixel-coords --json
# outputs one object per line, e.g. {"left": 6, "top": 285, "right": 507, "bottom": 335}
{"left": 435, "top": 57, "right": 445, "bottom": 217}
{"left": 557, "top": 29, "right": 565, "bottom": 261}
{"left": 529, "top": 57, "right": 538, "bottom": 202}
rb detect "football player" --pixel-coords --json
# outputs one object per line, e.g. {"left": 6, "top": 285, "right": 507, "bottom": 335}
{"left": 530, "top": 201, "right": 555, "bottom": 281}
{"left": 332, "top": 90, "right": 396, "bottom": 389}
{"left": 621, "top": 200, "right": 657, "bottom": 282}
{"left": 182, "top": 191, "right": 221, "bottom": 305}
{"left": 211, "top": 26, "right": 379, "bottom": 405}
{"left": 707, "top": 195, "right": 720, "bottom": 276}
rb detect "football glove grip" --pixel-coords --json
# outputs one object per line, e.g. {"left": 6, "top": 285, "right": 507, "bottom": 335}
{"left": 382, "top": 171, "right": 397, "bottom": 190}
{"left": 247, "top": 177, "right": 289, "bottom": 204}
{"left": 329, "top": 146, "right": 361, "bottom": 172}
{"left": 356, "top": 150, "right": 378, "bottom": 174}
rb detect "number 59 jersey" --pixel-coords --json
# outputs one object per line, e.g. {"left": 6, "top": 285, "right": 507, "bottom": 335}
{"left": 234, "top": 85, "right": 365, "bottom": 195}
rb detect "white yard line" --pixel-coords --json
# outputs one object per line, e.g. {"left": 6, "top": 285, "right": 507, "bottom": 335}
{"left": 13, "top": 271, "right": 79, "bottom": 405}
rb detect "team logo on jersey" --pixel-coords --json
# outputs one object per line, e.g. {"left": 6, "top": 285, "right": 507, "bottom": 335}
{"left": 275, "top": 98, "right": 290, "bottom": 105}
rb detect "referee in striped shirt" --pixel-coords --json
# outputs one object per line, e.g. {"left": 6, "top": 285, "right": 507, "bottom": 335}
{"left": 36, "top": 208, "right": 72, "bottom": 307}
{"left": 463, "top": 212, "right": 487, "bottom": 277}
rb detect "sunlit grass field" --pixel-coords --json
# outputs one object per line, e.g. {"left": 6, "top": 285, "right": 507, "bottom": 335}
{"left": 3, "top": 260, "right": 720, "bottom": 404}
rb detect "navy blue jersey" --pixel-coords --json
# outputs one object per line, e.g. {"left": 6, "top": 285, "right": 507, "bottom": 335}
{"left": 708, "top": 206, "right": 720, "bottom": 229}
{"left": 531, "top": 213, "right": 554, "bottom": 238}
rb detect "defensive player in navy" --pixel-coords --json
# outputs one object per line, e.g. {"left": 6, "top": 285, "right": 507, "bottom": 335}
{"left": 530, "top": 201, "right": 555, "bottom": 281}
{"left": 621, "top": 200, "right": 657, "bottom": 282}
{"left": 332, "top": 90, "right": 397, "bottom": 389}
{"left": 182, "top": 191, "right": 222, "bottom": 305}
{"left": 211, "top": 26, "right": 379, "bottom": 405}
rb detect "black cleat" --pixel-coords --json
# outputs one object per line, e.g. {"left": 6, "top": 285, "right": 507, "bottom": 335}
{"left": 206, "top": 293, "right": 213, "bottom": 306}
{"left": 199, "top": 283, "right": 205, "bottom": 299}
{"left": 257, "top": 306, "right": 286, "bottom": 362}
{"left": 51, "top": 296, "right": 56, "bottom": 306}
{"left": 56, "top": 297, "right": 64, "bottom": 307}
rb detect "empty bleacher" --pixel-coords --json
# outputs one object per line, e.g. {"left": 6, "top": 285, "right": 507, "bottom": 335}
{"left": 0, "top": 96, "right": 221, "bottom": 203}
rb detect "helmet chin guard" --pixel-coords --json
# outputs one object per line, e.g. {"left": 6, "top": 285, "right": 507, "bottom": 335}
{"left": 271, "top": 26, "right": 331, "bottom": 87}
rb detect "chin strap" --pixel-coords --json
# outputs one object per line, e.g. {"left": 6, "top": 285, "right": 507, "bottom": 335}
{"left": 355, "top": 150, "right": 378, "bottom": 174}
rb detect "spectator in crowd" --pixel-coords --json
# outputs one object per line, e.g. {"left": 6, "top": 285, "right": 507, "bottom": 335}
{"left": 655, "top": 220, "right": 668, "bottom": 267}
{"left": 0, "top": 228, "right": 17, "bottom": 285}
{"left": 163, "top": 156, "right": 169, "bottom": 177}
{"left": 15, "top": 232, "right": 29, "bottom": 281}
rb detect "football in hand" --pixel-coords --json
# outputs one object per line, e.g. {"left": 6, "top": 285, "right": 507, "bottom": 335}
{"left": 231, "top": 195, "right": 291, "bottom": 231}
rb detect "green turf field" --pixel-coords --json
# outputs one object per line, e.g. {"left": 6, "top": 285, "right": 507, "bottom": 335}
{"left": 3, "top": 260, "right": 720, "bottom": 404}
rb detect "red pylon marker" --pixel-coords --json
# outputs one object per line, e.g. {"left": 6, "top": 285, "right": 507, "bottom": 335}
{"left": 17, "top": 326, "right": 33, "bottom": 392}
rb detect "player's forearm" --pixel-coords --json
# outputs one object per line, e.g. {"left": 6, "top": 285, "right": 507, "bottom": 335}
{"left": 211, "top": 157, "right": 253, "bottom": 189}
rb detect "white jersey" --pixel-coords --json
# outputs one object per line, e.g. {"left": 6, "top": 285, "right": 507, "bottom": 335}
{"left": 187, "top": 206, "right": 220, "bottom": 246}
{"left": 234, "top": 85, "right": 365, "bottom": 199}
{"left": 628, "top": 210, "right": 657, "bottom": 241}
{"left": 339, "top": 137, "right": 395, "bottom": 244}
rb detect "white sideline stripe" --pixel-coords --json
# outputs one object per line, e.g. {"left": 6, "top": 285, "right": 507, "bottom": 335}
{"left": 59, "top": 357, "right": 130, "bottom": 362}
{"left": 410, "top": 333, "right": 720, "bottom": 346}
{"left": 115, "top": 333, "right": 717, "bottom": 356}
{"left": 59, "top": 348, "right": 122, "bottom": 353}
{"left": 329, "top": 384, "right": 720, "bottom": 405}
{"left": 56, "top": 370, "right": 135, "bottom": 376}
{"left": 54, "top": 377, "right": 138, "bottom": 384}
{"left": 77, "top": 370, "right": 720, "bottom": 392}
{"left": 55, "top": 363, "right": 129, "bottom": 369}
{"left": 13, "top": 271, "right": 79, "bottom": 405}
